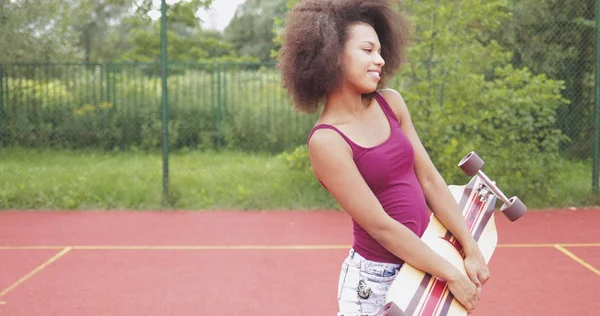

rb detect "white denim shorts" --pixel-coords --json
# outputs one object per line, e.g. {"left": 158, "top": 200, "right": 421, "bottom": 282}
{"left": 337, "top": 248, "right": 403, "bottom": 316}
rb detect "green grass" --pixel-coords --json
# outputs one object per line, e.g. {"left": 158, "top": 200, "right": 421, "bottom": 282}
{"left": 539, "top": 158, "right": 596, "bottom": 209}
{"left": 0, "top": 148, "right": 337, "bottom": 210}
{"left": 0, "top": 148, "right": 595, "bottom": 210}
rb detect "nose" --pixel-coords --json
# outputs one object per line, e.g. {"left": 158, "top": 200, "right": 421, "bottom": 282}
{"left": 374, "top": 52, "right": 385, "bottom": 67}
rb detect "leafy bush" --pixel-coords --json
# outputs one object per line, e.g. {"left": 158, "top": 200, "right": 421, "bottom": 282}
{"left": 0, "top": 64, "right": 317, "bottom": 153}
{"left": 392, "top": 0, "right": 569, "bottom": 202}
{"left": 397, "top": 64, "right": 568, "bottom": 202}
{"left": 279, "top": 144, "right": 311, "bottom": 171}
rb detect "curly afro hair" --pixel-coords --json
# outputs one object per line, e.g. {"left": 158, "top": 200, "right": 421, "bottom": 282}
{"left": 278, "top": 0, "right": 412, "bottom": 113}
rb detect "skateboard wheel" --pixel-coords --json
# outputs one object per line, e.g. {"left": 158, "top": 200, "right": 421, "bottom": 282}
{"left": 501, "top": 196, "right": 527, "bottom": 221}
{"left": 458, "top": 151, "right": 484, "bottom": 177}
{"left": 374, "top": 302, "right": 407, "bottom": 316}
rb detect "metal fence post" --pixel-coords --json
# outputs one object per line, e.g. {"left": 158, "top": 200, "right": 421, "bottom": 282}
{"left": 111, "top": 63, "right": 117, "bottom": 112}
{"left": 160, "top": 0, "right": 170, "bottom": 206}
{"left": 594, "top": 0, "right": 600, "bottom": 197}
{"left": 105, "top": 63, "right": 110, "bottom": 104}
{"left": 0, "top": 67, "right": 3, "bottom": 133}
{"left": 217, "top": 63, "right": 222, "bottom": 148}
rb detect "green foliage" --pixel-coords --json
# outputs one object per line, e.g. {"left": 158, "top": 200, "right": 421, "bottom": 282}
{"left": 220, "top": 70, "right": 317, "bottom": 152}
{"left": 0, "top": 63, "right": 315, "bottom": 153}
{"left": 391, "top": 0, "right": 569, "bottom": 202}
{"left": 0, "top": 148, "right": 339, "bottom": 210}
{"left": 0, "top": 0, "right": 231, "bottom": 64}
{"left": 224, "top": 0, "right": 289, "bottom": 62}
{"left": 279, "top": 145, "right": 311, "bottom": 171}
{"left": 491, "top": 0, "right": 596, "bottom": 158}
{"left": 0, "top": 148, "right": 589, "bottom": 210}
{"left": 0, "top": 0, "right": 82, "bottom": 63}
{"left": 122, "top": 22, "right": 239, "bottom": 63}
{"left": 117, "top": 0, "right": 238, "bottom": 64}
{"left": 399, "top": 64, "right": 568, "bottom": 200}
{"left": 271, "top": 0, "right": 298, "bottom": 60}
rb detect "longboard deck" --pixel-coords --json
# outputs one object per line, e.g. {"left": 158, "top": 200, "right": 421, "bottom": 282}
{"left": 385, "top": 176, "right": 499, "bottom": 316}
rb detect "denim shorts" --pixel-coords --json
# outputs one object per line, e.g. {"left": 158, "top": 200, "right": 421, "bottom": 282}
{"left": 337, "top": 249, "right": 402, "bottom": 316}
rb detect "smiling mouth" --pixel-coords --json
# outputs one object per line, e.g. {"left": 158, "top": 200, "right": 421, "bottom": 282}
{"left": 368, "top": 71, "right": 381, "bottom": 79}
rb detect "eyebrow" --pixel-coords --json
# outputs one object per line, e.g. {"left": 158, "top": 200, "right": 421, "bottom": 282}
{"left": 362, "top": 41, "right": 381, "bottom": 48}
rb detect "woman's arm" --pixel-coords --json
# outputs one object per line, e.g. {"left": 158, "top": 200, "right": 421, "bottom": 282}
{"left": 380, "top": 89, "right": 490, "bottom": 286}
{"left": 308, "top": 128, "right": 479, "bottom": 311}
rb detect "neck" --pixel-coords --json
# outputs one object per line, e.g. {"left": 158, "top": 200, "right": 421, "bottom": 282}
{"left": 324, "top": 85, "right": 371, "bottom": 117}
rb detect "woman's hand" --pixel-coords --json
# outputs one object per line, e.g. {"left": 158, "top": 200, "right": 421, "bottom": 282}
{"left": 445, "top": 270, "right": 480, "bottom": 312}
{"left": 463, "top": 246, "right": 491, "bottom": 290}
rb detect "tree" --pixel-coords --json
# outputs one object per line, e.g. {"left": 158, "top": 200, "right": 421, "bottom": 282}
{"left": 0, "top": 0, "right": 238, "bottom": 63}
{"left": 0, "top": 0, "right": 81, "bottom": 63}
{"left": 270, "top": 0, "right": 296, "bottom": 60}
{"left": 120, "top": 0, "right": 246, "bottom": 62}
{"left": 394, "top": 0, "right": 568, "bottom": 198}
{"left": 73, "top": 0, "right": 136, "bottom": 63}
{"left": 224, "top": 0, "right": 289, "bottom": 62}
{"left": 492, "top": 0, "right": 595, "bottom": 158}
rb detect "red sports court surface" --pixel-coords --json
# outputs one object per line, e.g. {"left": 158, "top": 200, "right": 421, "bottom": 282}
{"left": 0, "top": 208, "right": 598, "bottom": 315}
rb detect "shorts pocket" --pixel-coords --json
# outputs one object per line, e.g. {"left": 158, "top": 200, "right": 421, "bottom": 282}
{"left": 363, "top": 264, "right": 400, "bottom": 282}
{"left": 355, "top": 265, "right": 401, "bottom": 314}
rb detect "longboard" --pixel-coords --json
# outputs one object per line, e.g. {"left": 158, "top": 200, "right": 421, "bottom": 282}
{"left": 378, "top": 152, "right": 526, "bottom": 316}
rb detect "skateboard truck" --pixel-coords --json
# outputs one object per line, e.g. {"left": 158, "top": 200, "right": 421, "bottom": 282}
{"left": 458, "top": 151, "right": 527, "bottom": 222}
{"left": 475, "top": 183, "right": 491, "bottom": 203}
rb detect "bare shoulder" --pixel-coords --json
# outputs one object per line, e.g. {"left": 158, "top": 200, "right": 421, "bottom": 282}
{"left": 307, "top": 127, "right": 353, "bottom": 166}
{"left": 377, "top": 88, "right": 411, "bottom": 124}
{"left": 308, "top": 127, "right": 350, "bottom": 152}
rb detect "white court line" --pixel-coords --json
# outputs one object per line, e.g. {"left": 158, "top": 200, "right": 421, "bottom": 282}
{"left": 0, "top": 247, "right": 71, "bottom": 300}
{"left": 554, "top": 244, "right": 600, "bottom": 276}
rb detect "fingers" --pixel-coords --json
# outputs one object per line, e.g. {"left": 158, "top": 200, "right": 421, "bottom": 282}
{"left": 477, "top": 268, "right": 491, "bottom": 286}
{"left": 461, "top": 282, "right": 480, "bottom": 313}
{"left": 464, "top": 269, "right": 488, "bottom": 313}
{"left": 476, "top": 268, "right": 490, "bottom": 288}
{"left": 448, "top": 276, "right": 481, "bottom": 313}
{"left": 463, "top": 295, "right": 478, "bottom": 313}
{"left": 469, "top": 280, "right": 481, "bottom": 312}
{"left": 466, "top": 267, "right": 481, "bottom": 288}
{"left": 468, "top": 290, "right": 480, "bottom": 312}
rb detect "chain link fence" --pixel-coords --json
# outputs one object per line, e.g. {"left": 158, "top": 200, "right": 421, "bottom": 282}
{"left": 506, "top": 0, "right": 596, "bottom": 161}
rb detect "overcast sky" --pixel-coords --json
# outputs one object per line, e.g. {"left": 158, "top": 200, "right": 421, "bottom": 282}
{"left": 199, "top": 0, "right": 247, "bottom": 31}
{"left": 149, "top": 0, "right": 247, "bottom": 32}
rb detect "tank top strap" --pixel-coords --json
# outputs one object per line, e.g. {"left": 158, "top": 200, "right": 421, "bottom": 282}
{"left": 307, "top": 124, "right": 360, "bottom": 155}
{"left": 373, "top": 91, "right": 400, "bottom": 124}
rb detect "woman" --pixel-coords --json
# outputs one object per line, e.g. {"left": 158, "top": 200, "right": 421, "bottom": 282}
{"left": 277, "top": 1, "right": 490, "bottom": 315}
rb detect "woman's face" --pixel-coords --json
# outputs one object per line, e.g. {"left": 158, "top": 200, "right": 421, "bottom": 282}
{"left": 340, "top": 22, "right": 385, "bottom": 94}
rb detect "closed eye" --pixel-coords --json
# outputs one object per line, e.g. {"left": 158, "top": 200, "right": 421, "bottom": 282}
{"left": 363, "top": 48, "right": 382, "bottom": 55}
{"left": 362, "top": 41, "right": 382, "bottom": 54}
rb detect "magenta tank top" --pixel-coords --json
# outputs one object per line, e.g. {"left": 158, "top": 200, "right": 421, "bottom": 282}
{"left": 308, "top": 91, "right": 430, "bottom": 264}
